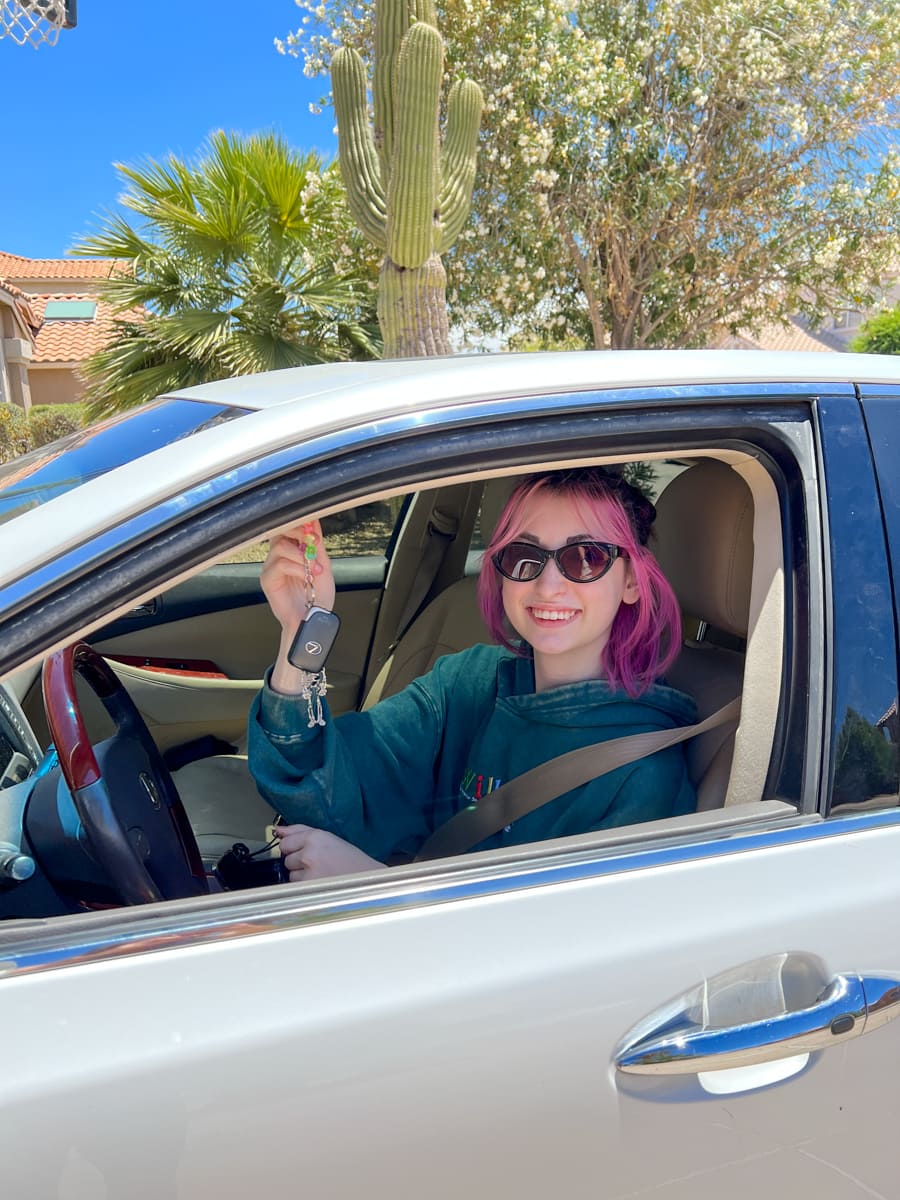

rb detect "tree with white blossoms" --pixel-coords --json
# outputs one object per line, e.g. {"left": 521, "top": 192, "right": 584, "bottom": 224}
{"left": 280, "top": 0, "right": 900, "bottom": 349}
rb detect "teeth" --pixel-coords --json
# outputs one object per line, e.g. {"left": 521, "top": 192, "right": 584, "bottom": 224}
{"left": 532, "top": 609, "right": 576, "bottom": 621}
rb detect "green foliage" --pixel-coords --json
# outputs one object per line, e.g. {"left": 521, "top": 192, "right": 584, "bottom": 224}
{"left": 28, "top": 404, "right": 86, "bottom": 447}
{"left": 833, "top": 707, "right": 898, "bottom": 807}
{"left": 0, "top": 404, "right": 88, "bottom": 465}
{"left": 621, "top": 461, "right": 658, "bottom": 494}
{"left": 330, "top": 0, "right": 482, "bottom": 356}
{"left": 286, "top": 0, "right": 900, "bottom": 350}
{"left": 852, "top": 306, "right": 900, "bottom": 355}
{"left": 0, "top": 405, "right": 31, "bottom": 464}
{"left": 71, "top": 131, "right": 382, "bottom": 417}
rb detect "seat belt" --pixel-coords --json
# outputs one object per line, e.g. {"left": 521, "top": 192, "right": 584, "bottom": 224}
{"left": 389, "top": 506, "right": 459, "bottom": 651}
{"left": 414, "top": 697, "right": 741, "bottom": 862}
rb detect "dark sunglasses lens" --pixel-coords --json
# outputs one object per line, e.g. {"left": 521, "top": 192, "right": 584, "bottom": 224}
{"left": 557, "top": 542, "right": 614, "bottom": 580}
{"left": 496, "top": 543, "right": 545, "bottom": 581}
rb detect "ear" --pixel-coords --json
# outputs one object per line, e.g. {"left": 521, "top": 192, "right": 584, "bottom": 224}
{"left": 621, "top": 560, "right": 640, "bottom": 606}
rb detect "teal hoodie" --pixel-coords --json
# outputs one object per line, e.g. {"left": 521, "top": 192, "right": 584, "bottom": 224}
{"left": 248, "top": 643, "right": 697, "bottom": 862}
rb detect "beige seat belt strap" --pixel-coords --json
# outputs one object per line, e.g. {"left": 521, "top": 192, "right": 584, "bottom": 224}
{"left": 390, "top": 507, "right": 458, "bottom": 651}
{"left": 414, "top": 697, "right": 741, "bottom": 862}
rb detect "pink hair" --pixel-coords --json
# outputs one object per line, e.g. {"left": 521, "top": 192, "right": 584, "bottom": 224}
{"left": 477, "top": 470, "right": 682, "bottom": 697}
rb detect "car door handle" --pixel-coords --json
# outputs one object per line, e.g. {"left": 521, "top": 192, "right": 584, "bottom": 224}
{"left": 616, "top": 969, "right": 900, "bottom": 1076}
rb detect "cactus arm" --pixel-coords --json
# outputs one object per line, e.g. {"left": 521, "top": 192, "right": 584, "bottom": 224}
{"left": 413, "top": 0, "right": 437, "bottom": 24}
{"left": 332, "top": 46, "right": 388, "bottom": 250}
{"left": 387, "top": 21, "right": 443, "bottom": 268}
{"left": 437, "top": 78, "right": 483, "bottom": 254}
{"left": 373, "top": 0, "right": 406, "bottom": 175}
{"left": 374, "top": 0, "right": 437, "bottom": 174}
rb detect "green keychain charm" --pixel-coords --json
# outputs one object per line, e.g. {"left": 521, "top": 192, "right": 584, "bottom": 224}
{"left": 302, "top": 530, "right": 317, "bottom": 609}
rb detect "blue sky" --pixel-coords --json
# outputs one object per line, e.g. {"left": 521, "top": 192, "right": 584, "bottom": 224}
{"left": 0, "top": 1, "right": 336, "bottom": 259}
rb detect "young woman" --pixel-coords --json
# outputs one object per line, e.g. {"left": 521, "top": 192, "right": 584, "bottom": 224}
{"left": 248, "top": 467, "right": 697, "bottom": 880}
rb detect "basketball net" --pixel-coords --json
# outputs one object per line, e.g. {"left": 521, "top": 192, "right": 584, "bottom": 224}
{"left": 0, "top": 0, "right": 72, "bottom": 48}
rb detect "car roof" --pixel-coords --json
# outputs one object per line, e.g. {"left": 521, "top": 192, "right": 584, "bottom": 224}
{"left": 165, "top": 348, "right": 900, "bottom": 412}
{"left": 0, "top": 349, "right": 897, "bottom": 598}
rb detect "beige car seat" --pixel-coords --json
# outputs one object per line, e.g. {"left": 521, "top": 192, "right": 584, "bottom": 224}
{"left": 362, "top": 476, "right": 512, "bottom": 707}
{"left": 652, "top": 459, "right": 754, "bottom": 809}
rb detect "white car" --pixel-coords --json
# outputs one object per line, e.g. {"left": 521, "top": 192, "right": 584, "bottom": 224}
{"left": 0, "top": 350, "right": 898, "bottom": 1198}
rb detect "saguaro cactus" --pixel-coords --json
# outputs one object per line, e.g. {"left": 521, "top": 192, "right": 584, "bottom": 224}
{"left": 332, "top": 0, "right": 482, "bottom": 357}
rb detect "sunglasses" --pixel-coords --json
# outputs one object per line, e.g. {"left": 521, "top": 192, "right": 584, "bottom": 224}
{"left": 492, "top": 540, "right": 622, "bottom": 583}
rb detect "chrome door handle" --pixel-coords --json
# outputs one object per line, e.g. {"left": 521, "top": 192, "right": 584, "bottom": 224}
{"left": 616, "top": 969, "right": 900, "bottom": 1076}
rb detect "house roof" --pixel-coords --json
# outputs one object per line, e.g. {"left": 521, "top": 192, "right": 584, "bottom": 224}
{"left": 0, "top": 279, "right": 39, "bottom": 333}
{"left": 0, "top": 251, "right": 128, "bottom": 283}
{"left": 28, "top": 293, "right": 124, "bottom": 364}
{"left": 714, "top": 319, "right": 839, "bottom": 353}
{"left": 0, "top": 252, "right": 139, "bottom": 365}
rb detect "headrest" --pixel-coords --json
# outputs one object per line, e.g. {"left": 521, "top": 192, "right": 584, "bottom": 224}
{"left": 652, "top": 460, "right": 754, "bottom": 638}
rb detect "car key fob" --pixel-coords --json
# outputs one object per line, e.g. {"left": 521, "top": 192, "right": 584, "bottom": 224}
{"left": 288, "top": 606, "right": 341, "bottom": 672}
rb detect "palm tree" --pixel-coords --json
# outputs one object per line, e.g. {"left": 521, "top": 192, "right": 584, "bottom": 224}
{"left": 73, "top": 131, "right": 381, "bottom": 417}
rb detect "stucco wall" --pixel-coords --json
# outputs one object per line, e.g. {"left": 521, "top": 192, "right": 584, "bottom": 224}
{"left": 28, "top": 367, "right": 82, "bottom": 406}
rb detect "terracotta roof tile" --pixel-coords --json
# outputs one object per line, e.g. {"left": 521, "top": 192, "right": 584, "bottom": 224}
{"left": 29, "top": 293, "right": 139, "bottom": 364}
{"left": 0, "top": 251, "right": 130, "bottom": 282}
{"left": 713, "top": 320, "right": 835, "bottom": 353}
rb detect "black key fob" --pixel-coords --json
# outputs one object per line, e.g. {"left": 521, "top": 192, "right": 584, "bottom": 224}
{"left": 288, "top": 606, "right": 341, "bottom": 672}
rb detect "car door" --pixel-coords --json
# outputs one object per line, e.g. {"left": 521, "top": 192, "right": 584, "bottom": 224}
{"left": 1, "top": 382, "right": 898, "bottom": 1198}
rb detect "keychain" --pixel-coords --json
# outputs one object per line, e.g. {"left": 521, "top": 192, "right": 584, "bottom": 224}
{"left": 288, "top": 524, "right": 341, "bottom": 726}
{"left": 302, "top": 529, "right": 318, "bottom": 608}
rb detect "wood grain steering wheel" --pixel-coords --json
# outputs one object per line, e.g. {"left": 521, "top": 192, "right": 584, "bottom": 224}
{"left": 42, "top": 642, "right": 208, "bottom": 904}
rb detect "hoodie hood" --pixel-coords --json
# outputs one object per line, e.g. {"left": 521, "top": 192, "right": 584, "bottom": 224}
{"left": 498, "top": 646, "right": 698, "bottom": 731}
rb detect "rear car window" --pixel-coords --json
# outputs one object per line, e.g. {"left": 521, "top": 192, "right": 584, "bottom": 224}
{"left": 0, "top": 400, "right": 247, "bottom": 528}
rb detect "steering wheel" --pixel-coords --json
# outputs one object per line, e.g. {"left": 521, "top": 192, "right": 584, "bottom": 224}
{"left": 42, "top": 642, "right": 208, "bottom": 904}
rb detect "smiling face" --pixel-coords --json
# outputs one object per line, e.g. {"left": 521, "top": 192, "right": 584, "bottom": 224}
{"left": 500, "top": 491, "right": 639, "bottom": 691}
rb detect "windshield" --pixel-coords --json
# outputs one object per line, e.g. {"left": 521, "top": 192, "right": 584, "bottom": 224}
{"left": 0, "top": 399, "right": 247, "bottom": 528}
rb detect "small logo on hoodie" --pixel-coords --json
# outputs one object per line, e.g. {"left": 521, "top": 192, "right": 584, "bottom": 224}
{"left": 459, "top": 766, "right": 503, "bottom": 809}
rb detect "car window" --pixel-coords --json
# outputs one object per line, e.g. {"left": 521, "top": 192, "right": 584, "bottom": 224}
{"left": 0, "top": 400, "right": 246, "bottom": 527}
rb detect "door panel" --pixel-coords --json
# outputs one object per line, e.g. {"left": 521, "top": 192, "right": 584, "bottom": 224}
{"left": 2, "top": 815, "right": 899, "bottom": 1199}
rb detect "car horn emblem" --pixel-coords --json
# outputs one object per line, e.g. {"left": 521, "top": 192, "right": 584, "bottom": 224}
{"left": 139, "top": 772, "right": 162, "bottom": 810}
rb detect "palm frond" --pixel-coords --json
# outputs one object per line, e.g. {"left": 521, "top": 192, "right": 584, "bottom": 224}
{"left": 73, "top": 130, "right": 380, "bottom": 410}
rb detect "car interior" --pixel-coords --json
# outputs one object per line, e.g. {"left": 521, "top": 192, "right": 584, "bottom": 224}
{"left": 4, "top": 445, "right": 798, "bottom": 908}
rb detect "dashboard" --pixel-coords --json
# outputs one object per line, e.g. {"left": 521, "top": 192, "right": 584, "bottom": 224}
{"left": 0, "top": 684, "right": 41, "bottom": 787}
{"left": 0, "top": 683, "right": 44, "bottom": 891}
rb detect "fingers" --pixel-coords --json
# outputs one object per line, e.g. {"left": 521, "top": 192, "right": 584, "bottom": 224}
{"left": 260, "top": 520, "right": 335, "bottom": 630}
{"left": 264, "top": 525, "right": 329, "bottom": 581}
{"left": 273, "top": 824, "right": 382, "bottom": 882}
{"left": 274, "top": 824, "right": 312, "bottom": 880}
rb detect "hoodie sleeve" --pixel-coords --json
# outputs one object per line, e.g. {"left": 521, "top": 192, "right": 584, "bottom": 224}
{"left": 247, "top": 647, "right": 496, "bottom": 861}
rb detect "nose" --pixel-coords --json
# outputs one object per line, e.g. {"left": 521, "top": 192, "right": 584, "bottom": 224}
{"left": 534, "top": 556, "right": 567, "bottom": 595}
